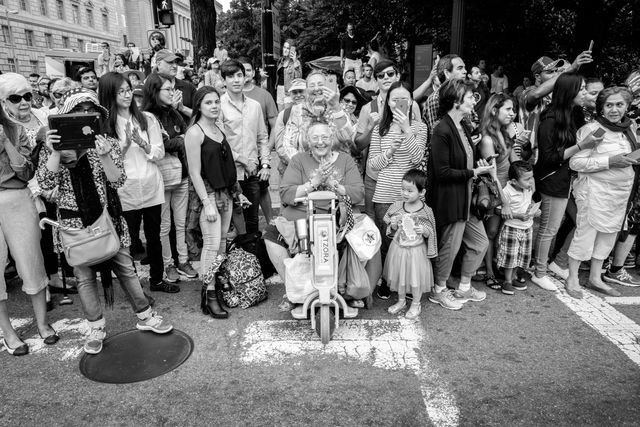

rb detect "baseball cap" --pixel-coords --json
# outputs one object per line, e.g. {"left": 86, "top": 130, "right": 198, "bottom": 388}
{"left": 155, "top": 49, "right": 179, "bottom": 63}
{"left": 288, "top": 78, "right": 306, "bottom": 92}
{"left": 531, "top": 56, "right": 569, "bottom": 75}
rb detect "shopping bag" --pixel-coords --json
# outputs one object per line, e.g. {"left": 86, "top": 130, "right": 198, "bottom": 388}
{"left": 345, "top": 214, "right": 381, "bottom": 262}
{"left": 284, "top": 253, "right": 315, "bottom": 304}
{"left": 338, "top": 244, "right": 371, "bottom": 300}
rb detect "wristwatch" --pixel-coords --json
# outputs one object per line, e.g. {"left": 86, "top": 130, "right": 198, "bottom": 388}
{"left": 261, "top": 164, "right": 271, "bottom": 169}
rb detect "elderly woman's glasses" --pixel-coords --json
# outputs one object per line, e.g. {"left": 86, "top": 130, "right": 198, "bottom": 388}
{"left": 7, "top": 93, "right": 33, "bottom": 104}
{"left": 310, "top": 135, "right": 331, "bottom": 143}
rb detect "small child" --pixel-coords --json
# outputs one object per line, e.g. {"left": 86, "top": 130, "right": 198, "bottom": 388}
{"left": 496, "top": 161, "right": 540, "bottom": 295}
{"left": 383, "top": 169, "right": 437, "bottom": 319}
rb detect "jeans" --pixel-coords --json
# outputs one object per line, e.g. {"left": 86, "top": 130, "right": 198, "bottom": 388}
{"left": 122, "top": 204, "right": 163, "bottom": 284}
{"left": 240, "top": 176, "right": 261, "bottom": 234}
{"left": 552, "top": 195, "right": 577, "bottom": 269}
{"left": 74, "top": 247, "right": 149, "bottom": 321}
{"left": 161, "top": 179, "right": 189, "bottom": 265}
{"left": 199, "top": 191, "right": 233, "bottom": 277}
{"left": 0, "top": 188, "right": 48, "bottom": 301}
{"left": 364, "top": 175, "right": 376, "bottom": 220}
{"left": 373, "top": 202, "right": 392, "bottom": 263}
{"left": 435, "top": 217, "right": 489, "bottom": 284}
{"left": 533, "top": 193, "right": 568, "bottom": 277}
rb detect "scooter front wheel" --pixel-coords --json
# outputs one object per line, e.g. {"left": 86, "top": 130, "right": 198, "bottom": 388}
{"left": 315, "top": 304, "right": 335, "bottom": 344}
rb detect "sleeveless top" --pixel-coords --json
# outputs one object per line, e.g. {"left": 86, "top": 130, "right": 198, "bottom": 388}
{"left": 197, "top": 123, "right": 237, "bottom": 192}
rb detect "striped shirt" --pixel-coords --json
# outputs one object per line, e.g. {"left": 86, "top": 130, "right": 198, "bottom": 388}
{"left": 367, "top": 121, "right": 428, "bottom": 203}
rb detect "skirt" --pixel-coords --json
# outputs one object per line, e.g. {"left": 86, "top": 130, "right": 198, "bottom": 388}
{"left": 383, "top": 240, "right": 432, "bottom": 294}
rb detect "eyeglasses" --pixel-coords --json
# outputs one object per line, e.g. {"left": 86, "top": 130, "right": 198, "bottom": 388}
{"left": 118, "top": 88, "right": 133, "bottom": 97}
{"left": 342, "top": 98, "right": 357, "bottom": 105}
{"left": 161, "top": 87, "right": 176, "bottom": 93}
{"left": 7, "top": 93, "right": 33, "bottom": 104}
{"left": 376, "top": 70, "right": 396, "bottom": 79}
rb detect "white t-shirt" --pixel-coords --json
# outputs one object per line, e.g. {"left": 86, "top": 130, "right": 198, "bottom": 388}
{"left": 502, "top": 182, "right": 533, "bottom": 229}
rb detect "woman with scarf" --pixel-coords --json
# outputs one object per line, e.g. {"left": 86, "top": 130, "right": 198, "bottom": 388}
{"left": 36, "top": 88, "right": 174, "bottom": 355}
{"left": 0, "top": 96, "right": 57, "bottom": 356}
{"left": 565, "top": 86, "right": 638, "bottom": 298}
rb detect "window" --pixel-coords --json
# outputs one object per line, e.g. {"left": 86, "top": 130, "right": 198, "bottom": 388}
{"left": 86, "top": 9, "right": 93, "bottom": 27}
{"left": 45, "top": 33, "right": 53, "bottom": 48}
{"left": 71, "top": 4, "right": 79, "bottom": 23}
{"left": 101, "top": 13, "right": 108, "bottom": 32}
{"left": 62, "top": 36, "right": 69, "bottom": 48}
{"left": 77, "top": 38, "right": 83, "bottom": 52}
{"left": 56, "top": 0, "right": 64, "bottom": 20}
{"left": 7, "top": 58, "right": 16, "bottom": 73}
{"left": 20, "top": 0, "right": 29, "bottom": 12}
{"left": 30, "top": 60, "right": 39, "bottom": 73}
{"left": 40, "top": 0, "right": 48, "bottom": 15}
{"left": 1, "top": 26, "right": 10, "bottom": 44}
{"left": 25, "top": 30, "right": 34, "bottom": 47}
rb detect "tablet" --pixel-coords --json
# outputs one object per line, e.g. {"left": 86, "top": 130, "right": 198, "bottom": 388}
{"left": 48, "top": 113, "right": 101, "bottom": 151}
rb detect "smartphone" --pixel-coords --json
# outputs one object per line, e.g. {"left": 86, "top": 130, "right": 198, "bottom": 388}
{"left": 395, "top": 99, "right": 409, "bottom": 115}
{"left": 627, "top": 149, "right": 640, "bottom": 161}
{"left": 588, "top": 40, "right": 594, "bottom": 52}
{"left": 485, "top": 154, "right": 499, "bottom": 162}
{"left": 593, "top": 128, "right": 606, "bottom": 138}
{"left": 326, "top": 74, "right": 338, "bottom": 93}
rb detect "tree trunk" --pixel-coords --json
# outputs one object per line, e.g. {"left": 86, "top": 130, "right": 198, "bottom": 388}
{"left": 190, "top": 0, "right": 217, "bottom": 66}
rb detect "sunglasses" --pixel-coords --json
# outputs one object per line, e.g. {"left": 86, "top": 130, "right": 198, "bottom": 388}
{"left": 7, "top": 93, "right": 33, "bottom": 104}
{"left": 342, "top": 98, "right": 357, "bottom": 105}
{"left": 376, "top": 70, "right": 396, "bottom": 79}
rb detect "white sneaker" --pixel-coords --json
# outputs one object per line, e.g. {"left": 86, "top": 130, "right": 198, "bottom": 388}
{"left": 548, "top": 262, "right": 569, "bottom": 281}
{"left": 530, "top": 274, "right": 558, "bottom": 291}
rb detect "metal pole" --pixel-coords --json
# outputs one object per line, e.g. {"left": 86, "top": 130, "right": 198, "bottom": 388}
{"left": 261, "top": 0, "right": 276, "bottom": 101}
{"left": 449, "top": 0, "right": 465, "bottom": 56}
{"left": 5, "top": 9, "right": 19, "bottom": 73}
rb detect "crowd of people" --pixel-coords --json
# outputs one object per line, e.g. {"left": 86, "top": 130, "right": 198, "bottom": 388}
{"left": 2, "top": 29, "right": 640, "bottom": 358}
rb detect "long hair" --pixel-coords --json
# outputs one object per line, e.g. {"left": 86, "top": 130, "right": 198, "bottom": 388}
{"left": 190, "top": 86, "right": 221, "bottom": 127}
{"left": 142, "top": 72, "right": 172, "bottom": 114}
{"left": 546, "top": 72, "right": 585, "bottom": 147}
{"left": 0, "top": 102, "right": 19, "bottom": 143}
{"left": 379, "top": 81, "right": 413, "bottom": 137}
{"left": 480, "top": 93, "right": 513, "bottom": 155}
{"left": 98, "top": 72, "right": 148, "bottom": 139}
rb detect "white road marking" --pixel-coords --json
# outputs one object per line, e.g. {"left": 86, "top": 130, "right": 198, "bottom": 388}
{"left": 604, "top": 296, "right": 640, "bottom": 305}
{"left": 241, "top": 318, "right": 459, "bottom": 427}
{"left": 0, "top": 317, "right": 86, "bottom": 360}
{"left": 550, "top": 276, "right": 640, "bottom": 366}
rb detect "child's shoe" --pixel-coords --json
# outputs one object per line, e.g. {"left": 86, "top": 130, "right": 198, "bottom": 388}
{"left": 388, "top": 300, "right": 406, "bottom": 315}
{"left": 501, "top": 281, "right": 515, "bottom": 295}
{"left": 405, "top": 303, "right": 422, "bottom": 320}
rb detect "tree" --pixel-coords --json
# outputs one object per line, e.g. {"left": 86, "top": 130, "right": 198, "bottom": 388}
{"left": 217, "top": 0, "right": 262, "bottom": 67}
{"left": 190, "top": 0, "right": 218, "bottom": 67}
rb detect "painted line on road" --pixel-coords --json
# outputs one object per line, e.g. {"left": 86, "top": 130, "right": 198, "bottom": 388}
{"left": 240, "top": 318, "right": 459, "bottom": 427}
{"left": 0, "top": 317, "right": 87, "bottom": 360}
{"left": 550, "top": 276, "right": 640, "bottom": 366}
{"left": 604, "top": 296, "right": 640, "bottom": 305}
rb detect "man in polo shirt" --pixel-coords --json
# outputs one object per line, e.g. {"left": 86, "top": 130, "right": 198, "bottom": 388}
{"left": 219, "top": 59, "right": 270, "bottom": 234}
{"left": 240, "top": 56, "right": 279, "bottom": 224}
{"left": 155, "top": 49, "right": 196, "bottom": 121}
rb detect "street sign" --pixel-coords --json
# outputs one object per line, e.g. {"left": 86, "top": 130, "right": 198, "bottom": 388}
{"left": 413, "top": 44, "right": 434, "bottom": 90}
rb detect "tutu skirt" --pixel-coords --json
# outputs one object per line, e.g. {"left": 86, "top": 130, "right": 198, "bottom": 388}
{"left": 383, "top": 240, "right": 432, "bottom": 294}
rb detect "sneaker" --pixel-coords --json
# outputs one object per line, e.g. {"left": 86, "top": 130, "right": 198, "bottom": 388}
{"left": 428, "top": 289, "right": 463, "bottom": 310}
{"left": 513, "top": 281, "right": 527, "bottom": 291}
{"left": 136, "top": 311, "right": 174, "bottom": 334}
{"left": 530, "top": 274, "right": 558, "bottom": 291}
{"left": 83, "top": 327, "right": 106, "bottom": 354}
{"left": 376, "top": 282, "right": 391, "bottom": 300}
{"left": 177, "top": 262, "right": 198, "bottom": 279}
{"left": 405, "top": 303, "right": 422, "bottom": 320}
{"left": 150, "top": 280, "right": 180, "bottom": 293}
{"left": 453, "top": 286, "right": 486, "bottom": 303}
{"left": 548, "top": 261, "right": 569, "bottom": 281}
{"left": 501, "top": 281, "right": 515, "bottom": 295}
{"left": 625, "top": 253, "right": 636, "bottom": 268}
{"left": 164, "top": 265, "right": 180, "bottom": 283}
{"left": 603, "top": 268, "right": 640, "bottom": 287}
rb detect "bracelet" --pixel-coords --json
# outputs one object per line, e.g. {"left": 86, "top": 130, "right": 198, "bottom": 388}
{"left": 261, "top": 164, "right": 271, "bottom": 169}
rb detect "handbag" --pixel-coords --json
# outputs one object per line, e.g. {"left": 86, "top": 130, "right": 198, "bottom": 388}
{"left": 57, "top": 206, "right": 121, "bottom": 267}
{"left": 471, "top": 175, "right": 502, "bottom": 218}
{"left": 345, "top": 214, "right": 381, "bottom": 262}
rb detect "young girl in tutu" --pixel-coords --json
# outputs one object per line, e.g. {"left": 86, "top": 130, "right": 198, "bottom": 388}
{"left": 383, "top": 169, "right": 437, "bottom": 319}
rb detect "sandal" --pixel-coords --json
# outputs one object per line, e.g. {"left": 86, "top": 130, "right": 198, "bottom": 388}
{"left": 485, "top": 275, "right": 501, "bottom": 290}
{"left": 387, "top": 300, "right": 407, "bottom": 315}
{"left": 405, "top": 304, "right": 422, "bottom": 320}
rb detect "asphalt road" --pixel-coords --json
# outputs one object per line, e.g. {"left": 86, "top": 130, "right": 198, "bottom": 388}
{"left": 2, "top": 263, "right": 640, "bottom": 426}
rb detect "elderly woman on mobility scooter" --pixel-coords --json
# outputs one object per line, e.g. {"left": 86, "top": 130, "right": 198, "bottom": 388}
{"left": 264, "top": 119, "right": 374, "bottom": 318}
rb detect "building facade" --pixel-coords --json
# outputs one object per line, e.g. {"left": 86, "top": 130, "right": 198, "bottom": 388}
{"left": 1, "top": 0, "right": 127, "bottom": 74}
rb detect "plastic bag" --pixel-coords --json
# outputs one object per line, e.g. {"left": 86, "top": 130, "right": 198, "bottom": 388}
{"left": 345, "top": 214, "right": 381, "bottom": 262}
{"left": 284, "top": 253, "right": 315, "bottom": 304}
{"left": 338, "top": 244, "right": 371, "bottom": 300}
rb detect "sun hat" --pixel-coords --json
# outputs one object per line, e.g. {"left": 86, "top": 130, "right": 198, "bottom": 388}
{"left": 57, "top": 87, "right": 108, "bottom": 116}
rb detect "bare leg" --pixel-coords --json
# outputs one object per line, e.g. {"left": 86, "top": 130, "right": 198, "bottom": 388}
{"left": 0, "top": 300, "right": 23, "bottom": 348}
{"left": 611, "top": 234, "right": 636, "bottom": 268}
{"left": 30, "top": 289, "right": 55, "bottom": 337}
{"left": 504, "top": 267, "right": 514, "bottom": 284}
{"left": 566, "top": 256, "right": 583, "bottom": 298}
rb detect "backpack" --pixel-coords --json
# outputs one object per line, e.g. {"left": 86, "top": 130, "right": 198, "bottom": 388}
{"left": 218, "top": 245, "right": 267, "bottom": 309}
